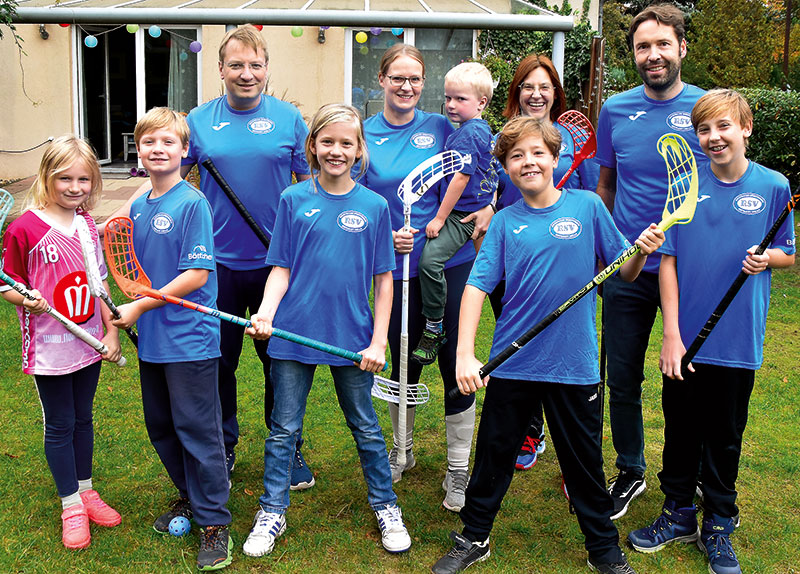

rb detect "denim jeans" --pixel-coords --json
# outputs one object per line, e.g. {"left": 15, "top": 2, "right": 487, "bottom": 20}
{"left": 259, "top": 359, "right": 397, "bottom": 513}
{"left": 602, "top": 271, "right": 660, "bottom": 476}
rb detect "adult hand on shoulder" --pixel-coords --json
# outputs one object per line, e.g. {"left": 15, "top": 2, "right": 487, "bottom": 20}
{"left": 461, "top": 203, "right": 495, "bottom": 240}
{"left": 393, "top": 227, "right": 418, "bottom": 254}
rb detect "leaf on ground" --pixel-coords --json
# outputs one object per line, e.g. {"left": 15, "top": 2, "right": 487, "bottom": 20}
{"left": 244, "top": 488, "right": 253, "bottom": 496}
{"left": 4, "top": 453, "right": 18, "bottom": 458}
{"left": 107, "top": 386, "right": 113, "bottom": 392}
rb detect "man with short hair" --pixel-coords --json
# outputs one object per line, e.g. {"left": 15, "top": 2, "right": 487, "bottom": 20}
{"left": 181, "top": 25, "right": 313, "bottom": 489}
{"left": 595, "top": 3, "right": 706, "bottom": 520}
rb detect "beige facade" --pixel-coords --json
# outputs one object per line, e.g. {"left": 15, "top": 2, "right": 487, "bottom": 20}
{"left": 1, "top": 0, "right": 598, "bottom": 181}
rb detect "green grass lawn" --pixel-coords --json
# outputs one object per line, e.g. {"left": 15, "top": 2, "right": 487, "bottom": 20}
{"left": 1, "top": 223, "right": 798, "bottom": 573}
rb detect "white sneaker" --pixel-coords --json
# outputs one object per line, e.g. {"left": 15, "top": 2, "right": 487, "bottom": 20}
{"left": 375, "top": 504, "right": 411, "bottom": 553}
{"left": 442, "top": 469, "right": 469, "bottom": 512}
{"left": 242, "top": 508, "right": 286, "bottom": 557}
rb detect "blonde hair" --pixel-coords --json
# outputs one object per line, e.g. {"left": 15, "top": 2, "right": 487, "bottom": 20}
{"left": 445, "top": 62, "right": 494, "bottom": 104}
{"left": 379, "top": 44, "right": 425, "bottom": 77}
{"left": 305, "top": 104, "right": 369, "bottom": 187}
{"left": 134, "top": 107, "right": 191, "bottom": 147}
{"left": 25, "top": 135, "right": 102, "bottom": 212}
{"left": 219, "top": 24, "right": 268, "bottom": 63}
{"left": 493, "top": 116, "right": 561, "bottom": 167}
{"left": 692, "top": 88, "right": 753, "bottom": 146}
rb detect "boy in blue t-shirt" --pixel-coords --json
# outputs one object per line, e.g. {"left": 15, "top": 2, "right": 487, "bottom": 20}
{"left": 113, "top": 108, "right": 232, "bottom": 571}
{"left": 628, "top": 90, "right": 795, "bottom": 574}
{"left": 412, "top": 62, "right": 496, "bottom": 365}
{"left": 431, "top": 116, "right": 664, "bottom": 574}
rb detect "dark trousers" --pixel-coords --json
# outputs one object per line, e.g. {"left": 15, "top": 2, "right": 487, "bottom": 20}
{"left": 488, "top": 279, "right": 544, "bottom": 440}
{"left": 659, "top": 364, "right": 754, "bottom": 519}
{"left": 603, "top": 271, "right": 660, "bottom": 475}
{"left": 140, "top": 358, "right": 231, "bottom": 526}
{"left": 460, "top": 377, "right": 621, "bottom": 564}
{"left": 34, "top": 362, "right": 101, "bottom": 497}
{"left": 388, "top": 260, "right": 474, "bottom": 415}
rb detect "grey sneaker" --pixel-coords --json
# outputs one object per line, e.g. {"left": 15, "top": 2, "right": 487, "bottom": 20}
{"left": 442, "top": 469, "right": 469, "bottom": 513}
{"left": 197, "top": 525, "right": 233, "bottom": 571}
{"left": 388, "top": 447, "right": 415, "bottom": 483}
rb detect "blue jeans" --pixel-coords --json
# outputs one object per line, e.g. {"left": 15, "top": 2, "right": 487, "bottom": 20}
{"left": 603, "top": 271, "right": 660, "bottom": 476}
{"left": 259, "top": 359, "right": 397, "bottom": 513}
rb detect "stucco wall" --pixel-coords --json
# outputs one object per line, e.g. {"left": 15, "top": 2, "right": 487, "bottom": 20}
{"left": 0, "top": 24, "right": 73, "bottom": 182}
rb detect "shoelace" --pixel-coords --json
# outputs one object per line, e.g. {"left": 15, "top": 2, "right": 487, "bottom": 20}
{"left": 647, "top": 513, "right": 676, "bottom": 535}
{"left": 294, "top": 451, "right": 305, "bottom": 468}
{"left": 64, "top": 511, "right": 88, "bottom": 528}
{"left": 707, "top": 532, "right": 736, "bottom": 558}
{"left": 608, "top": 473, "right": 636, "bottom": 495}
{"left": 378, "top": 507, "right": 404, "bottom": 532}
{"left": 200, "top": 526, "right": 225, "bottom": 551}
{"left": 255, "top": 512, "right": 281, "bottom": 530}
{"left": 520, "top": 435, "right": 541, "bottom": 455}
{"left": 449, "top": 471, "right": 469, "bottom": 493}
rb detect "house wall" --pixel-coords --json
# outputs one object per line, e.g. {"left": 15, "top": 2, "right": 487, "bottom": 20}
{"left": 0, "top": 24, "right": 73, "bottom": 182}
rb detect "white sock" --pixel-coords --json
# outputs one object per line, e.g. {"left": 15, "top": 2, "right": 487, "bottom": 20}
{"left": 61, "top": 491, "right": 82, "bottom": 510}
{"left": 425, "top": 318, "right": 443, "bottom": 334}
{"left": 388, "top": 402, "right": 415, "bottom": 451}
{"left": 78, "top": 478, "right": 93, "bottom": 494}
{"left": 446, "top": 404, "right": 475, "bottom": 472}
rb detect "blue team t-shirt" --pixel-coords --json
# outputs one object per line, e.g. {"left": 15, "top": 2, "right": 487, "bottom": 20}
{"left": 266, "top": 179, "right": 395, "bottom": 365}
{"left": 184, "top": 94, "right": 310, "bottom": 270}
{"left": 660, "top": 161, "right": 796, "bottom": 369}
{"left": 130, "top": 180, "right": 220, "bottom": 363}
{"left": 360, "top": 109, "right": 475, "bottom": 279}
{"left": 444, "top": 118, "right": 495, "bottom": 212}
{"left": 494, "top": 122, "right": 600, "bottom": 211}
{"left": 469, "top": 189, "right": 630, "bottom": 384}
{"left": 596, "top": 83, "right": 707, "bottom": 273}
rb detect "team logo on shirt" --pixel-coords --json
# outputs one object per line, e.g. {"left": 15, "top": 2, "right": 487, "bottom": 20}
{"left": 248, "top": 117, "right": 275, "bottom": 134}
{"left": 560, "top": 141, "right": 568, "bottom": 154}
{"left": 666, "top": 111, "right": 693, "bottom": 131}
{"left": 549, "top": 217, "right": 582, "bottom": 240}
{"left": 151, "top": 212, "right": 175, "bottom": 234}
{"left": 337, "top": 210, "right": 369, "bottom": 233}
{"left": 733, "top": 193, "right": 766, "bottom": 215}
{"left": 410, "top": 132, "right": 436, "bottom": 149}
{"left": 53, "top": 271, "right": 94, "bottom": 324}
{"left": 188, "top": 244, "right": 213, "bottom": 261}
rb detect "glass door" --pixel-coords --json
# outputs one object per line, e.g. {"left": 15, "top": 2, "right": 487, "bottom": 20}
{"left": 79, "top": 27, "right": 111, "bottom": 163}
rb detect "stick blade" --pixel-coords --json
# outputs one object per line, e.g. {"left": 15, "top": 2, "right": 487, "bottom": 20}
{"left": 397, "top": 150, "right": 470, "bottom": 207}
{"left": 557, "top": 110, "right": 597, "bottom": 160}
{"left": 103, "top": 217, "right": 152, "bottom": 299}
{"left": 657, "top": 133, "right": 699, "bottom": 231}
{"left": 0, "top": 189, "right": 15, "bottom": 231}
{"left": 371, "top": 375, "right": 430, "bottom": 406}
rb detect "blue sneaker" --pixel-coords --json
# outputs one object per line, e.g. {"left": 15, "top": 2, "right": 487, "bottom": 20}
{"left": 628, "top": 500, "right": 699, "bottom": 553}
{"left": 290, "top": 448, "right": 315, "bottom": 491}
{"left": 698, "top": 514, "right": 741, "bottom": 574}
{"left": 515, "top": 434, "right": 546, "bottom": 470}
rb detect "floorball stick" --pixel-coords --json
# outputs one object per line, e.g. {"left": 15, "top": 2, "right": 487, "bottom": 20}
{"left": 394, "top": 150, "right": 471, "bottom": 470}
{"left": 201, "top": 158, "right": 271, "bottom": 250}
{"left": 555, "top": 110, "right": 597, "bottom": 189}
{"left": 0, "top": 191, "right": 126, "bottom": 366}
{"left": 371, "top": 375, "right": 430, "bottom": 406}
{"left": 75, "top": 214, "right": 138, "bottom": 347}
{"left": 681, "top": 184, "right": 800, "bottom": 369}
{"left": 103, "top": 216, "right": 376, "bottom": 366}
{"left": 448, "top": 133, "right": 699, "bottom": 399}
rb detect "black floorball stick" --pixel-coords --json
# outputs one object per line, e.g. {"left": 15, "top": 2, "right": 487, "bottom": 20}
{"left": 680, "top": 185, "right": 800, "bottom": 370}
{"left": 201, "top": 158, "right": 271, "bottom": 250}
{"left": 448, "top": 133, "right": 699, "bottom": 399}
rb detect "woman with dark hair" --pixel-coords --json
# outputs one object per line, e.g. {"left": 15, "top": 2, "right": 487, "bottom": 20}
{"left": 359, "top": 44, "right": 495, "bottom": 512}
{"left": 490, "top": 54, "right": 599, "bottom": 472}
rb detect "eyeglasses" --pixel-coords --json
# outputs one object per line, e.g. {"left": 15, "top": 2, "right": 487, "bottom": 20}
{"left": 519, "top": 83, "right": 553, "bottom": 96}
{"left": 385, "top": 74, "right": 424, "bottom": 87}
{"left": 224, "top": 62, "right": 266, "bottom": 72}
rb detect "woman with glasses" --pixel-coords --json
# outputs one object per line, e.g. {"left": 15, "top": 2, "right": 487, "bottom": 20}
{"left": 359, "top": 44, "right": 495, "bottom": 513}
{"left": 489, "top": 54, "right": 600, "bottom": 474}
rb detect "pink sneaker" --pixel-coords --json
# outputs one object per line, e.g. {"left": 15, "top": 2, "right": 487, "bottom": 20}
{"left": 61, "top": 504, "right": 91, "bottom": 549}
{"left": 80, "top": 490, "right": 121, "bottom": 527}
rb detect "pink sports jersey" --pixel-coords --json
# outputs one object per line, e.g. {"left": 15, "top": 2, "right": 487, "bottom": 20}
{"left": 1, "top": 210, "right": 107, "bottom": 375}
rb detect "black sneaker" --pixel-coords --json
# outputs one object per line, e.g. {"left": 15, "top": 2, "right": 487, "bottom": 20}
{"left": 431, "top": 531, "right": 490, "bottom": 574}
{"left": 197, "top": 525, "right": 233, "bottom": 571}
{"left": 587, "top": 552, "right": 637, "bottom": 574}
{"left": 608, "top": 470, "right": 646, "bottom": 520}
{"left": 411, "top": 330, "right": 446, "bottom": 365}
{"left": 153, "top": 497, "right": 193, "bottom": 534}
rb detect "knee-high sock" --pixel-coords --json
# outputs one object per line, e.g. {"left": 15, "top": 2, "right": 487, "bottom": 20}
{"left": 446, "top": 403, "right": 475, "bottom": 471}
{"left": 388, "top": 403, "right": 415, "bottom": 451}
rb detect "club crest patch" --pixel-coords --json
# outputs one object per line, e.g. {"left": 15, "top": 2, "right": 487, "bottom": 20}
{"left": 53, "top": 271, "right": 94, "bottom": 324}
{"left": 410, "top": 132, "right": 436, "bottom": 149}
{"left": 151, "top": 212, "right": 175, "bottom": 234}
{"left": 665, "top": 111, "right": 693, "bottom": 131}
{"left": 549, "top": 217, "right": 582, "bottom": 240}
{"left": 337, "top": 210, "right": 369, "bottom": 233}
{"left": 248, "top": 117, "right": 275, "bottom": 134}
{"left": 732, "top": 193, "right": 766, "bottom": 215}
